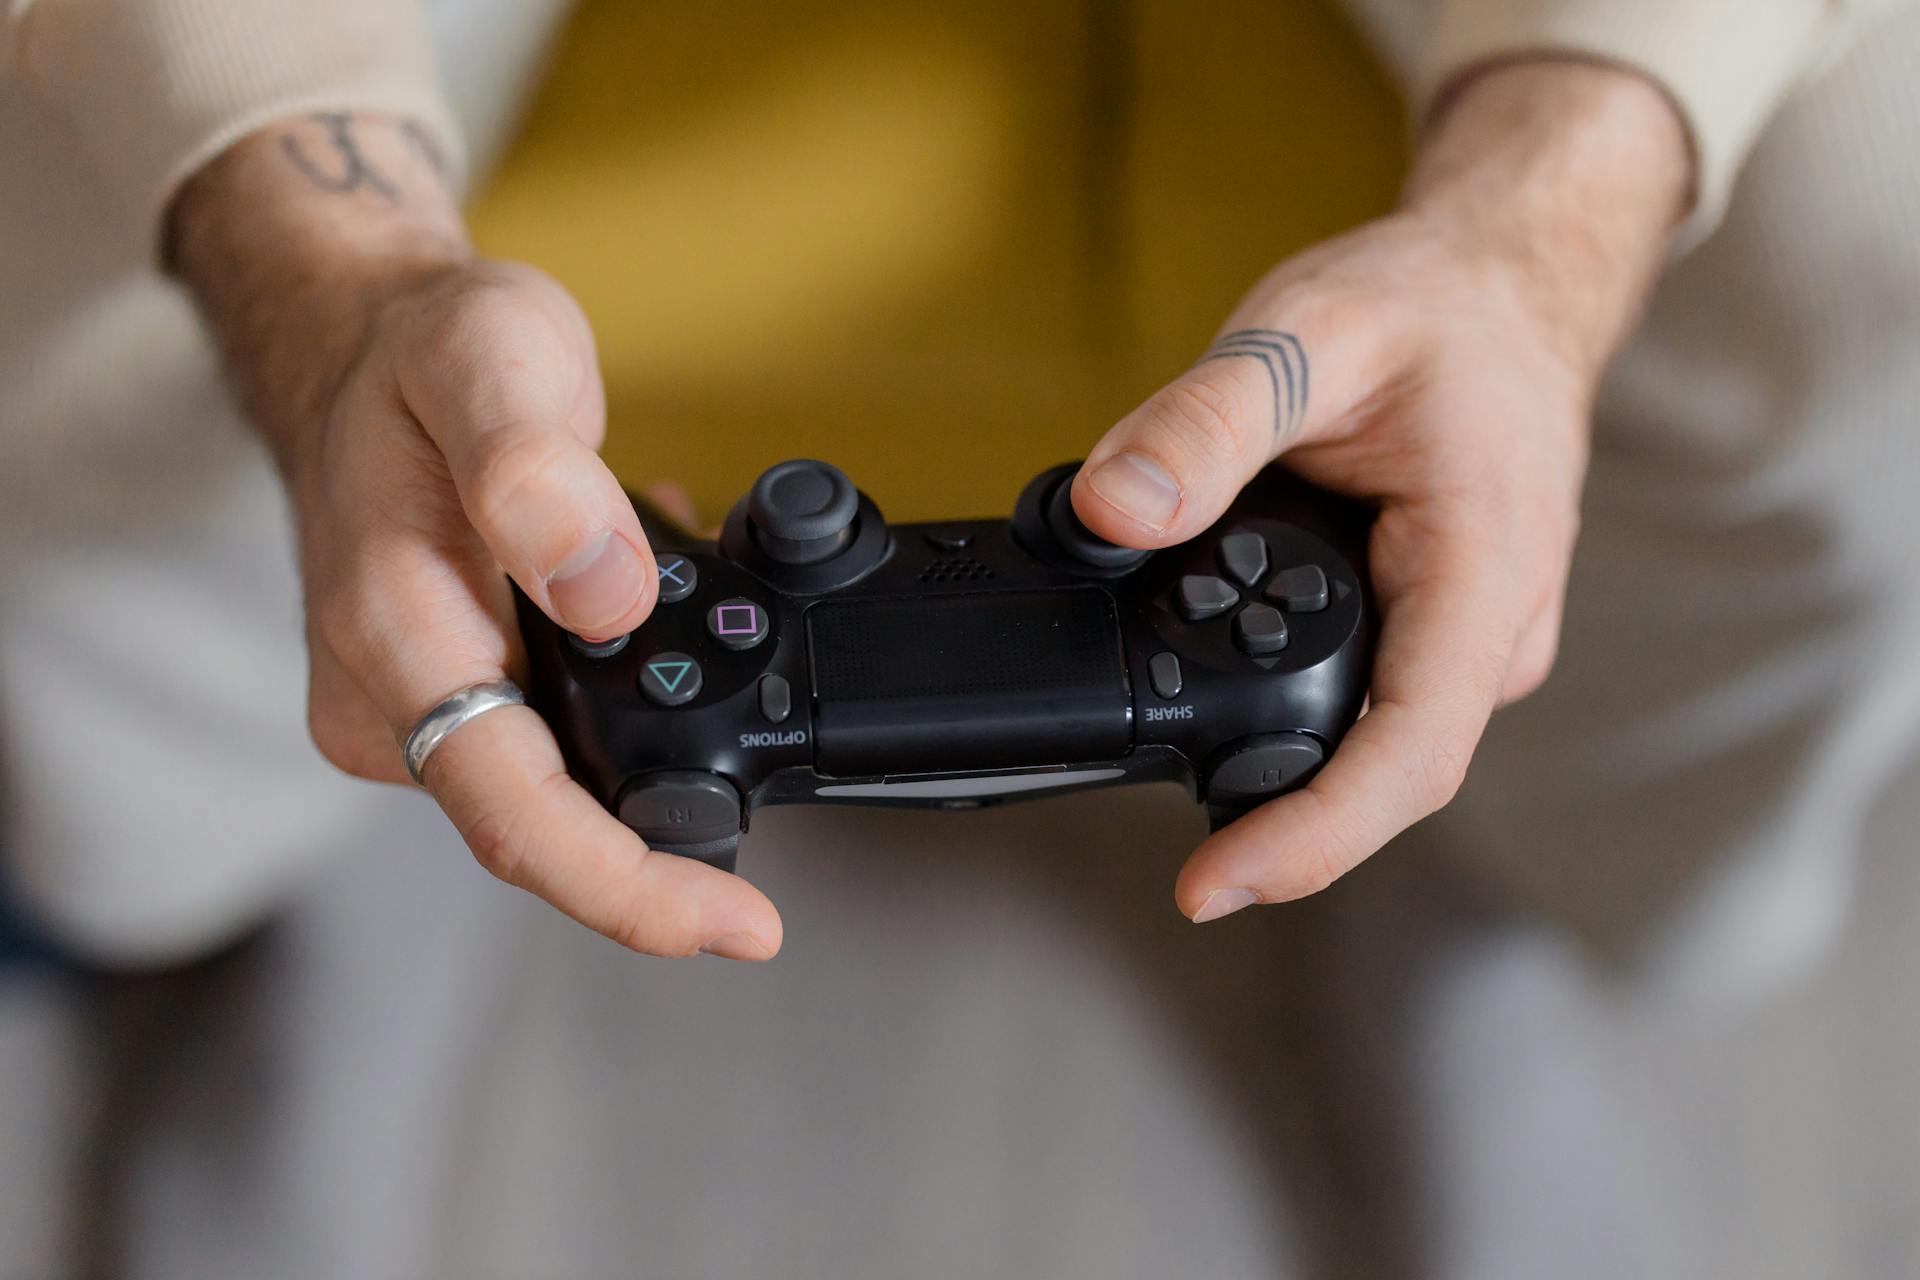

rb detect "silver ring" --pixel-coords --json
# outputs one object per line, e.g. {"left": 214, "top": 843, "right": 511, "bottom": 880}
{"left": 403, "top": 679, "right": 527, "bottom": 785}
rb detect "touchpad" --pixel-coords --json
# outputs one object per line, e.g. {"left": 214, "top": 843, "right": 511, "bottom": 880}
{"left": 807, "top": 588, "right": 1133, "bottom": 776}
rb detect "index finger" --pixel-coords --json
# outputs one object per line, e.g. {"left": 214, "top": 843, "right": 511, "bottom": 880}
{"left": 397, "top": 265, "right": 658, "bottom": 645}
{"left": 422, "top": 704, "right": 783, "bottom": 960}
{"left": 319, "top": 518, "right": 782, "bottom": 960}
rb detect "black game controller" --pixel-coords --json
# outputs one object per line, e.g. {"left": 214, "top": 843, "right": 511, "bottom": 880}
{"left": 516, "top": 459, "right": 1375, "bottom": 869}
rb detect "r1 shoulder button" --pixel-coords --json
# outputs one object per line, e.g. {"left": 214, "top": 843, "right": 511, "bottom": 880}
{"left": 1218, "top": 531, "right": 1269, "bottom": 588}
{"left": 656, "top": 555, "right": 698, "bottom": 604}
{"left": 758, "top": 673, "right": 792, "bottom": 724}
{"left": 1148, "top": 651, "right": 1183, "bottom": 699}
{"left": 1208, "top": 733, "right": 1325, "bottom": 800}
{"left": 616, "top": 770, "right": 742, "bottom": 845}
{"left": 639, "top": 652, "right": 703, "bottom": 706}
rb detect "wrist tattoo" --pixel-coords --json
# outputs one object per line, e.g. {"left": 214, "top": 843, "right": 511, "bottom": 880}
{"left": 280, "top": 112, "right": 402, "bottom": 201}
{"left": 399, "top": 119, "right": 449, "bottom": 177}
{"left": 1195, "top": 329, "right": 1310, "bottom": 442}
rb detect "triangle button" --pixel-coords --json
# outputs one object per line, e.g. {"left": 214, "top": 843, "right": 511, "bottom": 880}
{"left": 640, "top": 652, "right": 703, "bottom": 706}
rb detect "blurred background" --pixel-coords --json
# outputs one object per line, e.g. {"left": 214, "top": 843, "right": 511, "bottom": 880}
{"left": 464, "top": 0, "right": 1403, "bottom": 520}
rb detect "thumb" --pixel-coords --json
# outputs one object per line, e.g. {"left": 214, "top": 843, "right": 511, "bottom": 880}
{"left": 1071, "top": 319, "right": 1366, "bottom": 548}
{"left": 398, "top": 266, "right": 656, "bottom": 644}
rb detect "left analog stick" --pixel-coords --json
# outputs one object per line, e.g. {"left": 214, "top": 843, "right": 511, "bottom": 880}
{"left": 747, "top": 460, "right": 860, "bottom": 564}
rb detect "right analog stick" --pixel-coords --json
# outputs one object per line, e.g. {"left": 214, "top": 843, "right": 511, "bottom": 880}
{"left": 1047, "top": 473, "right": 1149, "bottom": 571}
{"left": 748, "top": 459, "right": 860, "bottom": 564}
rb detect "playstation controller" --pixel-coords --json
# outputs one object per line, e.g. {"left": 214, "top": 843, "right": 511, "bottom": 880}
{"left": 516, "top": 459, "right": 1375, "bottom": 869}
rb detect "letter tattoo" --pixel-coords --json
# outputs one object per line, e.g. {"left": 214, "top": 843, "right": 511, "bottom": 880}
{"left": 280, "top": 113, "right": 402, "bottom": 201}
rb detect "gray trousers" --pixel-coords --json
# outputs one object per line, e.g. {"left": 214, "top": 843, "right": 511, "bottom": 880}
{"left": 8, "top": 768, "right": 1920, "bottom": 1280}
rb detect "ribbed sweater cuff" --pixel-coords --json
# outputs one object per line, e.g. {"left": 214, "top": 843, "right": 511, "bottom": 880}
{"left": 1417, "top": 0, "right": 1838, "bottom": 251}
{"left": 7, "top": 0, "right": 463, "bottom": 263}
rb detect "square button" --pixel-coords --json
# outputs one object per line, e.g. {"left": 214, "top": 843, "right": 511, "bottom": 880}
{"left": 706, "top": 597, "right": 770, "bottom": 650}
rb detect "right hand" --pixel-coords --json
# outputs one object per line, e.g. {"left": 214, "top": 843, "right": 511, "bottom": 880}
{"left": 1071, "top": 62, "right": 1690, "bottom": 922}
{"left": 169, "top": 116, "right": 782, "bottom": 960}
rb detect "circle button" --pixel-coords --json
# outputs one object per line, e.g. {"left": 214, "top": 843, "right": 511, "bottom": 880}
{"left": 706, "top": 597, "right": 770, "bottom": 650}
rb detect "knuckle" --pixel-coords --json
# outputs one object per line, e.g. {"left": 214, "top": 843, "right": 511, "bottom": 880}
{"left": 310, "top": 562, "right": 402, "bottom": 673}
{"left": 1502, "top": 663, "right": 1548, "bottom": 704}
{"left": 1294, "top": 286, "right": 1358, "bottom": 336}
{"left": 1299, "top": 811, "right": 1366, "bottom": 897}
{"left": 1253, "top": 788, "right": 1358, "bottom": 902}
{"left": 1502, "top": 641, "right": 1559, "bottom": 703}
{"left": 1416, "top": 734, "right": 1472, "bottom": 812}
{"left": 465, "top": 429, "right": 574, "bottom": 536}
{"left": 463, "top": 796, "right": 534, "bottom": 889}
{"left": 407, "top": 290, "right": 484, "bottom": 372}
{"left": 414, "top": 279, "right": 513, "bottom": 361}
{"left": 1146, "top": 376, "right": 1258, "bottom": 462}
{"left": 1261, "top": 842, "right": 1350, "bottom": 903}
{"left": 305, "top": 700, "right": 385, "bottom": 780}
{"left": 611, "top": 885, "right": 701, "bottom": 959}
{"left": 1278, "top": 844, "right": 1343, "bottom": 901}
{"left": 311, "top": 589, "right": 368, "bottom": 669}
{"left": 461, "top": 772, "right": 581, "bottom": 908}
{"left": 405, "top": 276, "right": 569, "bottom": 387}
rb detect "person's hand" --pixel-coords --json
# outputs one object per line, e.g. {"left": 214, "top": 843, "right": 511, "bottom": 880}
{"left": 1071, "top": 62, "right": 1692, "bottom": 922}
{"left": 168, "top": 114, "right": 781, "bottom": 959}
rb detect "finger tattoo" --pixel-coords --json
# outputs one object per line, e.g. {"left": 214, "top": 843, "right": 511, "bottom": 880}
{"left": 1194, "top": 329, "right": 1310, "bottom": 443}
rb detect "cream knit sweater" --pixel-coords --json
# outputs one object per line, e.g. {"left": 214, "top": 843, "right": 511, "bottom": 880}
{"left": 1, "top": 0, "right": 1896, "bottom": 265}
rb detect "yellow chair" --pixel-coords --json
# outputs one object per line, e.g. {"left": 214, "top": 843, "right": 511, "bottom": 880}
{"left": 468, "top": 0, "right": 1404, "bottom": 522}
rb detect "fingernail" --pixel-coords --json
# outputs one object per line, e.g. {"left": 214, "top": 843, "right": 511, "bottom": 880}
{"left": 547, "top": 530, "right": 646, "bottom": 636}
{"left": 1086, "top": 452, "right": 1181, "bottom": 531}
{"left": 699, "top": 931, "right": 772, "bottom": 961}
{"left": 1191, "top": 888, "right": 1259, "bottom": 924}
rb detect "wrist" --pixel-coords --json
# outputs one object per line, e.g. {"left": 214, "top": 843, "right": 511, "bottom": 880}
{"left": 1399, "top": 59, "right": 1691, "bottom": 378}
{"left": 166, "top": 113, "right": 473, "bottom": 465}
